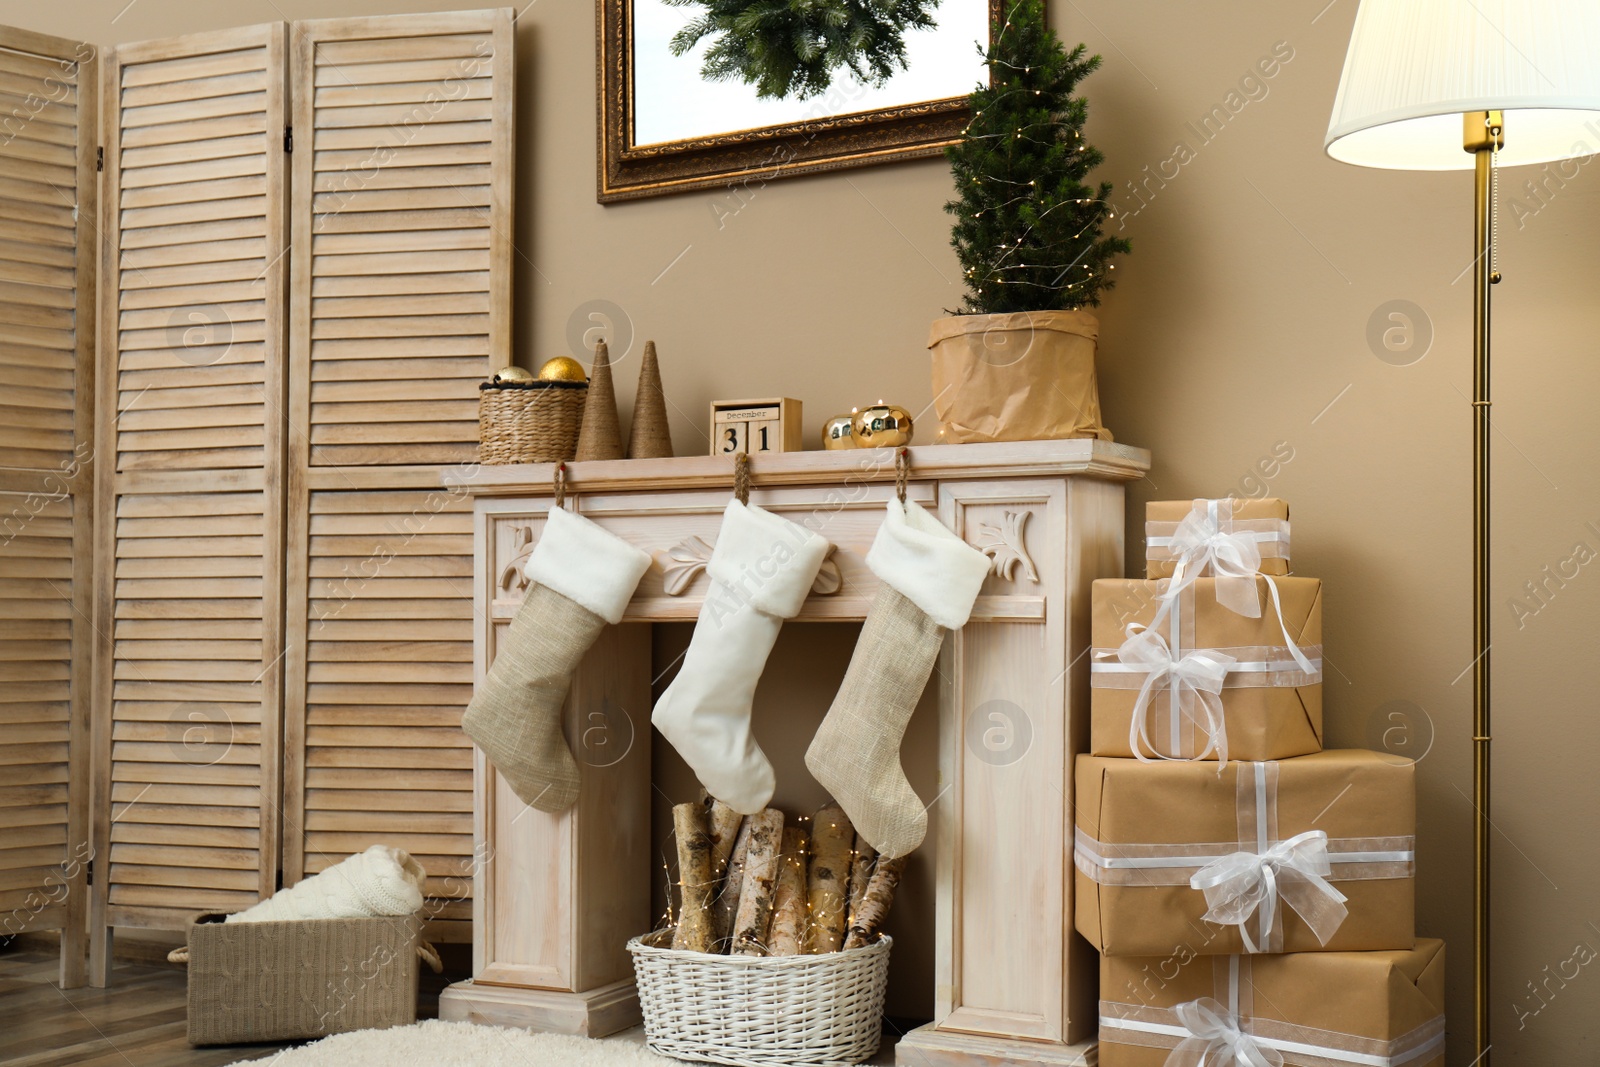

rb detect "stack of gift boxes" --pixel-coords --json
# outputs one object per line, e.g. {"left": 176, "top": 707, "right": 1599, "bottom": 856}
{"left": 1076, "top": 498, "right": 1448, "bottom": 1066}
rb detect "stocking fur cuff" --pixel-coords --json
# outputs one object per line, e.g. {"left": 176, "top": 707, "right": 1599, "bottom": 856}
{"left": 524, "top": 506, "right": 652, "bottom": 625}
{"left": 705, "top": 501, "right": 829, "bottom": 619}
{"left": 867, "top": 499, "right": 991, "bottom": 630}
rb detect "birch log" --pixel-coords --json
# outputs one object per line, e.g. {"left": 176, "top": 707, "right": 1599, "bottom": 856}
{"left": 806, "top": 802, "right": 854, "bottom": 953}
{"left": 707, "top": 799, "right": 743, "bottom": 887}
{"left": 730, "top": 808, "right": 784, "bottom": 956}
{"left": 846, "top": 834, "right": 877, "bottom": 931}
{"left": 765, "top": 826, "right": 810, "bottom": 956}
{"left": 709, "top": 817, "right": 750, "bottom": 952}
{"left": 844, "top": 854, "right": 906, "bottom": 949}
{"left": 671, "top": 802, "right": 715, "bottom": 952}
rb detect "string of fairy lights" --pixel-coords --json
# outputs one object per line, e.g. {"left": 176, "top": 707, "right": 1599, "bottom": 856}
{"left": 953, "top": 10, "right": 1120, "bottom": 303}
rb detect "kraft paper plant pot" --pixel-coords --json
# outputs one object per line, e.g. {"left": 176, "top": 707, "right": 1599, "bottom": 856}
{"left": 926, "top": 309, "right": 1112, "bottom": 443}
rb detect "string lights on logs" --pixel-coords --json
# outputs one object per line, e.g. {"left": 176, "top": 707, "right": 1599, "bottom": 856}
{"left": 661, "top": 802, "right": 899, "bottom": 956}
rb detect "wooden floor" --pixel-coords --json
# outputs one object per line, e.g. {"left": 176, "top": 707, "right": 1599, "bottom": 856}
{"left": 0, "top": 944, "right": 901, "bottom": 1066}
{"left": 0, "top": 945, "right": 447, "bottom": 1067}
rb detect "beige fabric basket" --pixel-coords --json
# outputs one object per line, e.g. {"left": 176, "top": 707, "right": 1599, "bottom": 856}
{"left": 479, "top": 379, "right": 586, "bottom": 464}
{"left": 183, "top": 913, "right": 422, "bottom": 1046}
{"left": 628, "top": 929, "right": 892, "bottom": 1067}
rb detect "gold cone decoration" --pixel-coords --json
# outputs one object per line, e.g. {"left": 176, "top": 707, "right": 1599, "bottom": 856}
{"left": 574, "top": 340, "right": 623, "bottom": 461}
{"left": 626, "top": 340, "right": 673, "bottom": 459}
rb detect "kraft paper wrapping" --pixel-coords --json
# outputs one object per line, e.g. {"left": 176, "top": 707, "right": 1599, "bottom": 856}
{"left": 1146, "top": 497, "right": 1292, "bottom": 579}
{"left": 1091, "top": 577, "right": 1323, "bottom": 762}
{"left": 1075, "top": 750, "right": 1415, "bottom": 957}
{"left": 1098, "top": 940, "right": 1447, "bottom": 1067}
{"left": 926, "top": 311, "right": 1113, "bottom": 443}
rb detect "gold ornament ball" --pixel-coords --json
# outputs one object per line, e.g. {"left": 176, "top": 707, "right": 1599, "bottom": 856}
{"left": 821, "top": 414, "right": 858, "bottom": 450}
{"left": 851, "top": 402, "right": 913, "bottom": 448}
{"left": 493, "top": 366, "right": 535, "bottom": 384}
{"left": 536, "top": 356, "right": 588, "bottom": 383}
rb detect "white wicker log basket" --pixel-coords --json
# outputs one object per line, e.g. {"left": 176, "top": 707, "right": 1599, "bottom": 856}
{"left": 627, "top": 929, "right": 893, "bottom": 1067}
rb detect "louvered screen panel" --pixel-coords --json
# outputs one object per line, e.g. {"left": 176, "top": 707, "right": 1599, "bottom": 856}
{"left": 293, "top": 486, "right": 476, "bottom": 924}
{"left": 291, "top": 9, "right": 514, "bottom": 466}
{"left": 95, "top": 24, "right": 288, "bottom": 938}
{"left": 0, "top": 37, "right": 87, "bottom": 474}
{"left": 283, "top": 10, "right": 514, "bottom": 942}
{"left": 0, "top": 27, "right": 96, "bottom": 988}
{"left": 112, "top": 34, "right": 281, "bottom": 472}
{"left": 0, "top": 492, "right": 77, "bottom": 921}
{"left": 104, "top": 479, "right": 272, "bottom": 917}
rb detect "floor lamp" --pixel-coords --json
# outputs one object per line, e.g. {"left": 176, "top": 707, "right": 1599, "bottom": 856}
{"left": 1325, "top": 2, "right": 1600, "bottom": 1063}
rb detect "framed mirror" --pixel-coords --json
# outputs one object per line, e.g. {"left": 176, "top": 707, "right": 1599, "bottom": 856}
{"left": 598, "top": 0, "right": 1009, "bottom": 202}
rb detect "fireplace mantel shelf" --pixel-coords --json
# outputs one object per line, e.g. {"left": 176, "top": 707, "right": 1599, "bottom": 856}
{"left": 449, "top": 439, "right": 1150, "bottom": 496}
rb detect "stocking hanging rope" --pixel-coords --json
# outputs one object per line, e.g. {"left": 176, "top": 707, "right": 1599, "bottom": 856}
{"left": 734, "top": 450, "right": 751, "bottom": 506}
{"left": 553, "top": 461, "right": 567, "bottom": 510}
{"left": 894, "top": 448, "right": 910, "bottom": 505}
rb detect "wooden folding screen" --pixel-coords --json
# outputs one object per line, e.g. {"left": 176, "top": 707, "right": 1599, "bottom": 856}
{"left": 281, "top": 9, "right": 514, "bottom": 940}
{"left": 0, "top": 26, "right": 97, "bottom": 987}
{"left": 90, "top": 25, "right": 289, "bottom": 976}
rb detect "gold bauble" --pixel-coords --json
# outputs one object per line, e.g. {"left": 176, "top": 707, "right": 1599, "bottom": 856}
{"left": 493, "top": 366, "right": 536, "bottom": 384}
{"left": 821, "top": 414, "right": 858, "bottom": 450}
{"left": 537, "top": 356, "right": 588, "bottom": 383}
{"left": 851, "top": 401, "right": 914, "bottom": 448}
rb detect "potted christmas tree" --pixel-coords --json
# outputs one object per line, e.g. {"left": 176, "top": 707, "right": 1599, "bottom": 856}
{"left": 932, "top": 0, "right": 1129, "bottom": 443}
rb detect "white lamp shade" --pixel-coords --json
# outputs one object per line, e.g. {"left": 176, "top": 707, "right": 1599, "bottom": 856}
{"left": 1327, "top": 0, "right": 1600, "bottom": 170}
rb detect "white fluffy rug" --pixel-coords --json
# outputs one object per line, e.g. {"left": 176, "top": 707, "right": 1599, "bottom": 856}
{"left": 226, "top": 1019, "right": 679, "bottom": 1066}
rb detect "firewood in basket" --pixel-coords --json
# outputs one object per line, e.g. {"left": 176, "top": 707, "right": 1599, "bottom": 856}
{"left": 706, "top": 799, "right": 743, "bottom": 888}
{"left": 671, "top": 802, "right": 715, "bottom": 952}
{"left": 730, "top": 808, "right": 784, "bottom": 956}
{"left": 806, "top": 802, "right": 854, "bottom": 953}
{"left": 844, "top": 854, "right": 906, "bottom": 950}
{"left": 709, "top": 816, "right": 751, "bottom": 952}
{"left": 765, "top": 826, "right": 810, "bottom": 956}
{"left": 846, "top": 833, "right": 877, "bottom": 931}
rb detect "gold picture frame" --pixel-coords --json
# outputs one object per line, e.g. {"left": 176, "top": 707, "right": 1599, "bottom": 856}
{"left": 596, "top": 0, "right": 1011, "bottom": 203}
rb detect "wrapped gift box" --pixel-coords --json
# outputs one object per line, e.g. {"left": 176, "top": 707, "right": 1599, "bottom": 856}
{"left": 1091, "top": 576, "right": 1322, "bottom": 762}
{"left": 1075, "top": 750, "right": 1415, "bottom": 956}
{"left": 1098, "top": 940, "right": 1446, "bottom": 1066}
{"left": 1146, "top": 497, "right": 1291, "bottom": 579}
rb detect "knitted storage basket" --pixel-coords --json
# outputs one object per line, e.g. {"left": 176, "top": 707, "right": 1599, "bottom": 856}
{"left": 479, "top": 379, "right": 586, "bottom": 464}
{"left": 628, "top": 929, "right": 892, "bottom": 1067}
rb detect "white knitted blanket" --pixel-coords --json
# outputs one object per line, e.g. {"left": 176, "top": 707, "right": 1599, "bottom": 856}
{"left": 227, "top": 845, "right": 426, "bottom": 923}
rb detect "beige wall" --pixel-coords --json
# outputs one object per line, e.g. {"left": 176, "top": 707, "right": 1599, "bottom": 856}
{"left": 17, "top": 0, "right": 1600, "bottom": 1061}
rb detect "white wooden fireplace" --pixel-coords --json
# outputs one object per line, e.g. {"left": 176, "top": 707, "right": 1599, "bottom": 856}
{"left": 438, "top": 439, "right": 1149, "bottom": 1065}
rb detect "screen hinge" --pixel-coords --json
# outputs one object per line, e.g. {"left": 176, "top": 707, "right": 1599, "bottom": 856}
{"left": 284, "top": 126, "right": 293, "bottom": 154}
{"left": 96, "top": 146, "right": 103, "bottom": 172}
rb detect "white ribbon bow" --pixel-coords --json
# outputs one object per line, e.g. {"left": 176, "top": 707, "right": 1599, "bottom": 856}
{"left": 1118, "top": 624, "right": 1237, "bottom": 767}
{"left": 1166, "top": 998, "right": 1283, "bottom": 1067}
{"left": 1165, "top": 500, "right": 1265, "bottom": 619}
{"left": 1157, "top": 501, "right": 1316, "bottom": 679}
{"left": 1189, "top": 830, "right": 1349, "bottom": 953}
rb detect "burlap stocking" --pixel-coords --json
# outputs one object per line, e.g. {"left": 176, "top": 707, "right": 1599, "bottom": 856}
{"left": 806, "top": 499, "right": 990, "bottom": 858}
{"left": 461, "top": 506, "right": 651, "bottom": 814}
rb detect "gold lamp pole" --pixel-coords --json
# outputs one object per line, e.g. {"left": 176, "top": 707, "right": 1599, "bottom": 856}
{"left": 1465, "top": 108, "right": 1502, "bottom": 1065}
{"left": 1329, "top": 7, "right": 1600, "bottom": 1063}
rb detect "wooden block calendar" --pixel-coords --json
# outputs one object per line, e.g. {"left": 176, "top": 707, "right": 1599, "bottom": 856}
{"left": 709, "top": 398, "right": 802, "bottom": 456}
